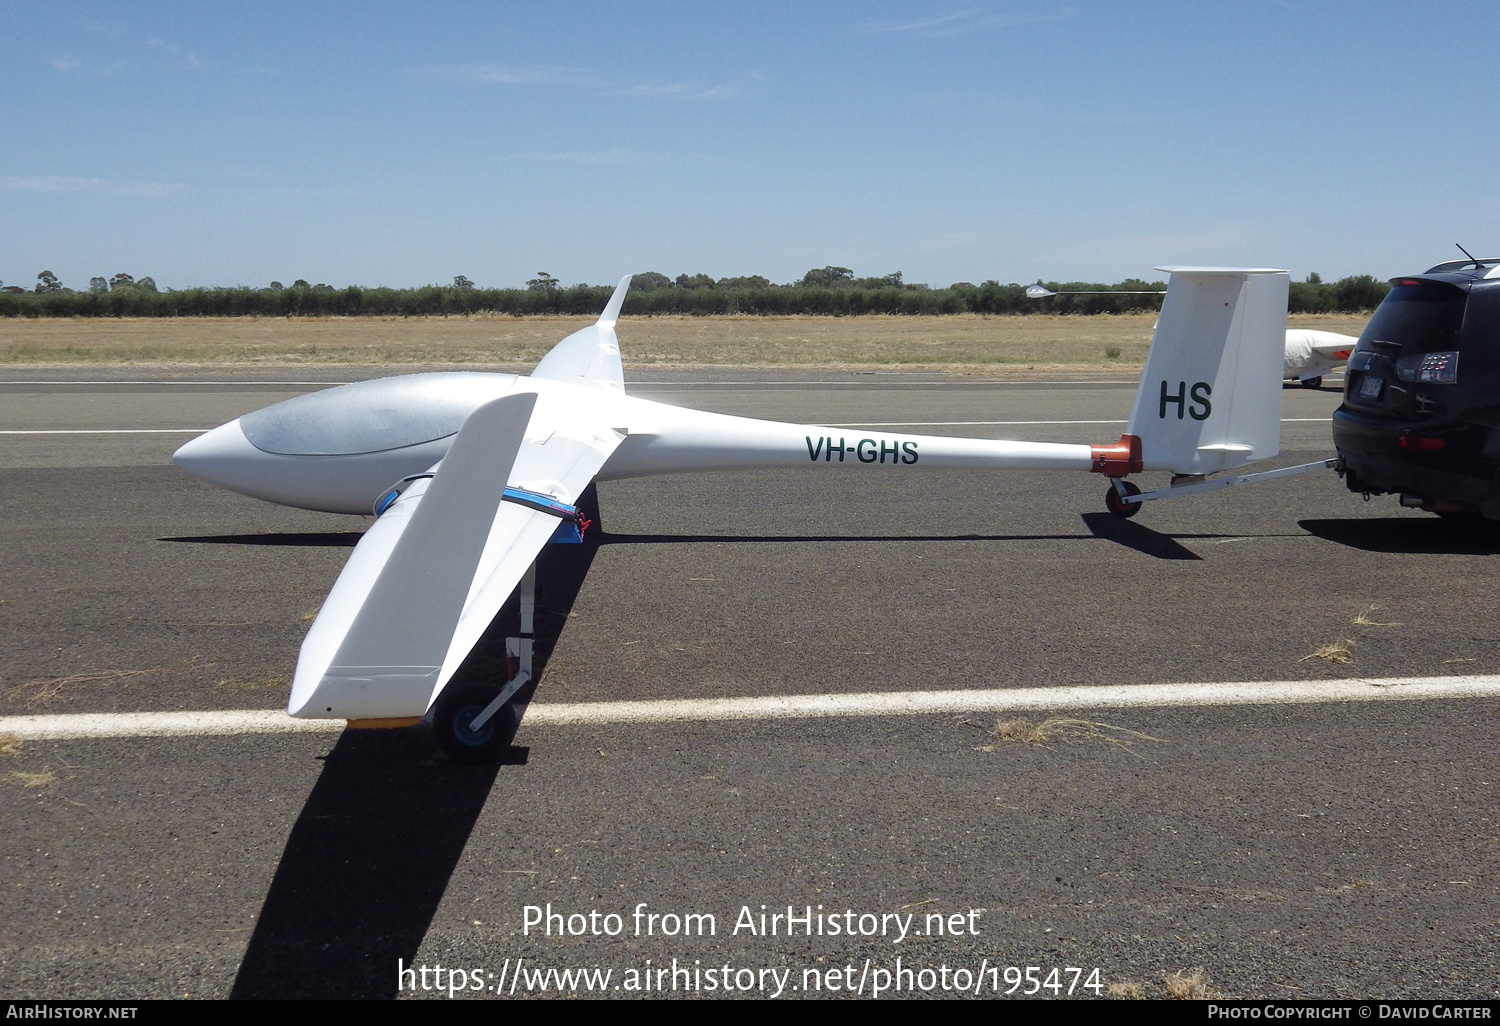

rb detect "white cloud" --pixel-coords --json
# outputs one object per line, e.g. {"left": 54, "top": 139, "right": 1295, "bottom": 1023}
{"left": 424, "top": 64, "right": 603, "bottom": 87}
{"left": 49, "top": 58, "right": 83, "bottom": 72}
{"left": 864, "top": 5, "right": 1076, "bottom": 38}
{"left": 421, "top": 64, "right": 742, "bottom": 101}
{"left": 605, "top": 81, "right": 739, "bottom": 101}
{"left": 499, "top": 149, "right": 668, "bottom": 166}
{"left": 0, "top": 176, "right": 184, "bottom": 196}
{"left": 146, "top": 36, "right": 202, "bottom": 69}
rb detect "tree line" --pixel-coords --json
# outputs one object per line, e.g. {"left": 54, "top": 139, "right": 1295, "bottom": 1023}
{"left": 0, "top": 266, "right": 1390, "bottom": 318}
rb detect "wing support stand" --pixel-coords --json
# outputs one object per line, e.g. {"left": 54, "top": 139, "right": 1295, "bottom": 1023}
{"left": 467, "top": 562, "right": 536, "bottom": 732}
{"left": 1107, "top": 458, "right": 1340, "bottom": 516}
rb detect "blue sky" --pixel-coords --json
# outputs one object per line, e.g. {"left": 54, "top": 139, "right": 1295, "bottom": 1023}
{"left": 3, "top": 2, "right": 1496, "bottom": 290}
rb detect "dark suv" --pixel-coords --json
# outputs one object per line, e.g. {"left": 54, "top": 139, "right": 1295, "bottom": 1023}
{"left": 1333, "top": 257, "right": 1500, "bottom": 518}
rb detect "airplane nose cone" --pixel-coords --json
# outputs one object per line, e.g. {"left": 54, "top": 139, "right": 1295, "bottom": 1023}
{"left": 172, "top": 419, "right": 265, "bottom": 490}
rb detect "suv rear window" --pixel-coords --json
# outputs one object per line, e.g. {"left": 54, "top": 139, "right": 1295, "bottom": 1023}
{"left": 1358, "top": 283, "right": 1467, "bottom": 354}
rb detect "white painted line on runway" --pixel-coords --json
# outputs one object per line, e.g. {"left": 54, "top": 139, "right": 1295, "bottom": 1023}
{"left": 633, "top": 380, "right": 1143, "bottom": 387}
{"left": 0, "top": 709, "right": 342, "bottom": 739}
{"left": 0, "top": 381, "right": 349, "bottom": 387}
{"left": 4, "top": 379, "right": 1144, "bottom": 388}
{"left": 525, "top": 675, "right": 1500, "bottom": 724}
{"left": 825, "top": 418, "right": 1333, "bottom": 427}
{"left": 0, "top": 419, "right": 1334, "bottom": 434}
{"left": 828, "top": 419, "right": 1127, "bottom": 427}
{"left": 4, "top": 675, "right": 1496, "bottom": 739}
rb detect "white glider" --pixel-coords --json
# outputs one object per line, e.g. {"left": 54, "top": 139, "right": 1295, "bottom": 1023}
{"left": 174, "top": 266, "right": 1292, "bottom": 760}
{"left": 1282, "top": 328, "right": 1358, "bottom": 388}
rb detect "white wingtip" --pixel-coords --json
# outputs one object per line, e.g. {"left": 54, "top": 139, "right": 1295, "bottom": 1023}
{"left": 597, "top": 274, "right": 632, "bottom": 329}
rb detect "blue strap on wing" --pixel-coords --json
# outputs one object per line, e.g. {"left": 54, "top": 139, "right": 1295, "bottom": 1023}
{"left": 502, "top": 485, "right": 591, "bottom": 543}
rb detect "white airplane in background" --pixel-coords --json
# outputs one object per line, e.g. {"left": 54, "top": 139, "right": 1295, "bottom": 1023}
{"left": 175, "top": 267, "right": 1294, "bottom": 762}
{"left": 1024, "top": 285, "right": 1358, "bottom": 388}
{"left": 1282, "top": 328, "right": 1358, "bottom": 389}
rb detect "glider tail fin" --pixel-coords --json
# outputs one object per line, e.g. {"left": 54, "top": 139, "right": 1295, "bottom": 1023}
{"left": 596, "top": 273, "right": 630, "bottom": 329}
{"left": 1094, "top": 267, "right": 1289, "bottom": 478}
{"left": 530, "top": 274, "right": 631, "bottom": 393}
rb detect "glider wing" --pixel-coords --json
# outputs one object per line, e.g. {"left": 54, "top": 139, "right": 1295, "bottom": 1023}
{"left": 289, "top": 389, "right": 624, "bottom": 720}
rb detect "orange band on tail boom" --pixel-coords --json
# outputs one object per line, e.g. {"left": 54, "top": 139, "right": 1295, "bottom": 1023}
{"left": 1090, "top": 434, "right": 1143, "bottom": 476}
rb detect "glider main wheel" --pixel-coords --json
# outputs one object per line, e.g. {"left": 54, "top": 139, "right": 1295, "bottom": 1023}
{"left": 434, "top": 682, "right": 520, "bottom": 765}
{"left": 1299, "top": 376, "right": 1323, "bottom": 389}
{"left": 1104, "top": 480, "right": 1143, "bottom": 519}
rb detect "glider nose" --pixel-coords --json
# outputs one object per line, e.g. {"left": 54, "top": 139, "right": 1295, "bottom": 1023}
{"left": 172, "top": 418, "right": 265, "bottom": 491}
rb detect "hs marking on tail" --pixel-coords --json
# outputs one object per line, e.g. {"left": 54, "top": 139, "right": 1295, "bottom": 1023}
{"left": 1159, "top": 380, "right": 1212, "bottom": 421}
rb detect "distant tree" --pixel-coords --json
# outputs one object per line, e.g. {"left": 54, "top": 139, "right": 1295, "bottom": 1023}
{"left": 674, "top": 272, "right": 714, "bottom": 289}
{"left": 136, "top": 277, "right": 158, "bottom": 293}
{"left": 631, "top": 272, "right": 672, "bottom": 289}
{"left": 268, "top": 281, "right": 284, "bottom": 291}
{"left": 1333, "top": 274, "right": 1388, "bottom": 312}
{"left": 452, "top": 275, "right": 474, "bottom": 289}
{"left": 89, "top": 276, "right": 108, "bottom": 293}
{"left": 35, "top": 270, "right": 63, "bottom": 293}
{"left": 108, "top": 273, "right": 135, "bottom": 291}
{"left": 800, "top": 266, "right": 854, "bottom": 287}
{"left": 526, "top": 272, "right": 559, "bottom": 291}
{"left": 292, "top": 279, "right": 311, "bottom": 288}
{"left": 716, "top": 275, "right": 770, "bottom": 288}
{"left": 1306, "top": 272, "right": 1323, "bottom": 284}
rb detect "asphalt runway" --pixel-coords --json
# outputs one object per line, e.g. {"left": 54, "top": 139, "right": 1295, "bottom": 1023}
{"left": 2, "top": 368, "right": 1498, "bottom": 1000}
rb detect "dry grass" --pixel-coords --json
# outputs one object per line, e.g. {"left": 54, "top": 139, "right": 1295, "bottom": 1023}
{"left": 978, "top": 716, "right": 1164, "bottom": 752}
{"left": 0, "top": 312, "right": 1370, "bottom": 371}
{"left": 1163, "top": 967, "right": 1218, "bottom": 1000}
{"left": 1300, "top": 639, "right": 1356, "bottom": 664}
{"left": 215, "top": 675, "right": 290, "bottom": 689}
{"left": 3, "top": 669, "right": 161, "bottom": 706}
{"left": 1351, "top": 605, "right": 1400, "bottom": 627}
{"left": 1106, "top": 981, "right": 1147, "bottom": 999}
{"left": 0, "top": 733, "right": 19, "bottom": 756}
{"left": 10, "top": 769, "right": 55, "bottom": 788}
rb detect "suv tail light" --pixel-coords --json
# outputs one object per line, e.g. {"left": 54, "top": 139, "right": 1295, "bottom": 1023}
{"left": 1397, "top": 434, "right": 1446, "bottom": 450}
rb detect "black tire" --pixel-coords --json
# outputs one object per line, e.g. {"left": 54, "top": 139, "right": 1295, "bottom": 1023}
{"left": 1299, "top": 376, "right": 1322, "bottom": 389}
{"left": 1104, "top": 480, "right": 1143, "bottom": 518}
{"left": 433, "top": 682, "right": 519, "bottom": 765}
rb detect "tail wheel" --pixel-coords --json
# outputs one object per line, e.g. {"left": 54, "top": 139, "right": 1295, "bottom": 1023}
{"left": 1299, "top": 376, "right": 1323, "bottom": 389}
{"left": 433, "top": 682, "right": 520, "bottom": 765}
{"left": 1104, "top": 479, "right": 1143, "bottom": 519}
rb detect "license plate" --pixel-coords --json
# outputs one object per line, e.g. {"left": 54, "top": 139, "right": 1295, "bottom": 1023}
{"left": 1358, "top": 374, "right": 1385, "bottom": 400}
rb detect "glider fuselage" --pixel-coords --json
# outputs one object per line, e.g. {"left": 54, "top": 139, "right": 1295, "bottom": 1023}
{"left": 173, "top": 370, "right": 1094, "bottom": 516}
